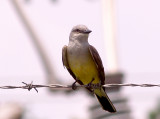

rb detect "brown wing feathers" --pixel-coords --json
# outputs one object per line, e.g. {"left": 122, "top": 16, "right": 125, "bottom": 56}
{"left": 62, "top": 45, "right": 77, "bottom": 80}
{"left": 88, "top": 45, "right": 105, "bottom": 86}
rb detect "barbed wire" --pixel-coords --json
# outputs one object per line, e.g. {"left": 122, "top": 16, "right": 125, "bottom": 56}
{"left": 0, "top": 81, "right": 160, "bottom": 93}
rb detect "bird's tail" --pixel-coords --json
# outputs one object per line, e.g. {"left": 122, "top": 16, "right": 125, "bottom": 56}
{"left": 94, "top": 88, "right": 116, "bottom": 112}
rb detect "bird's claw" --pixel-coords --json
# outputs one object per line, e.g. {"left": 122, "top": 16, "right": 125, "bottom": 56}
{"left": 72, "top": 81, "right": 77, "bottom": 90}
{"left": 87, "top": 78, "right": 95, "bottom": 88}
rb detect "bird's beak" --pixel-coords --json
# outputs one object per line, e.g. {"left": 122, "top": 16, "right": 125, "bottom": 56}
{"left": 83, "top": 29, "right": 92, "bottom": 34}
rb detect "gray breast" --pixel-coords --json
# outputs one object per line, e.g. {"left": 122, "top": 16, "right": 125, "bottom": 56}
{"left": 67, "top": 42, "right": 89, "bottom": 60}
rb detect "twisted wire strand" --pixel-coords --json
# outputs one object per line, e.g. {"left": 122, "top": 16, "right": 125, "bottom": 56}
{"left": 0, "top": 82, "right": 160, "bottom": 93}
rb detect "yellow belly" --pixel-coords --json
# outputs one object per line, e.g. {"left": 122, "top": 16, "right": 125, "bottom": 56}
{"left": 68, "top": 54, "right": 100, "bottom": 85}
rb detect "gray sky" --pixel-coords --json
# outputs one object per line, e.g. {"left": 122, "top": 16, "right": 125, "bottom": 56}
{"left": 0, "top": 0, "right": 160, "bottom": 119}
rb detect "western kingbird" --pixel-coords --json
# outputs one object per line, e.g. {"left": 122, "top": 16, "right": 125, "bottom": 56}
{"left": 62, "top": 25, "right": 116, "bottom": 112}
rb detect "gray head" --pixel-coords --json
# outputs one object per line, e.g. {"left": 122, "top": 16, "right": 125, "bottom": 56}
{"left": 69, "top": 25, "right": 92, "bottom": 41}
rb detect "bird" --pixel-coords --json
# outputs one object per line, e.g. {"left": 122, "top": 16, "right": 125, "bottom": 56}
{"left": 62, "top": 25, "right": 116, "bottom": 112}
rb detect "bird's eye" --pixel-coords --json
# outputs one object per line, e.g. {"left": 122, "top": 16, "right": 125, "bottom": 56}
{"left": 75, "top": 29, "right": 80, "bottom": 32}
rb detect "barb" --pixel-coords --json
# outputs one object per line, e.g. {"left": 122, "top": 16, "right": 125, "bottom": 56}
{"left": 0, "top": 82, "right": 160, "bottom": 92}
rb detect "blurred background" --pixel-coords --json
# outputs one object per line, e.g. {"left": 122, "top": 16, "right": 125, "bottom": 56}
{"left": 0, "top": 0, "right": 160, "bottom": 119}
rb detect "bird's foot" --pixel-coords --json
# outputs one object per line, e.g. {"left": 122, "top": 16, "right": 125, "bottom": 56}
{"left": 87, "top": 78, "right": 95, "bottom": 88}
{"left": 87, "top": 78, "right": 101, "bottom": 89}
{"left": 71, "top": 80, "right": 78, "bottom": 90}
{"left": 93, "top": 83, "right": 101, "bottom": 89}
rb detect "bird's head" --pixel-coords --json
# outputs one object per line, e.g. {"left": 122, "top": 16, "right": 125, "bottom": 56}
{"left": 69, "top": 25, "right": 92, "bottom": 42}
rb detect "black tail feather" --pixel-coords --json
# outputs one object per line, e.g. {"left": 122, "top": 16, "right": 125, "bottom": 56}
{"left": 96, "top": 94, "right": 116, "bottom": 113}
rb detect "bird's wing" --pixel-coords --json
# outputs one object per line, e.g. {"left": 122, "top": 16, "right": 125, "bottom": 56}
{"left": 89, "top": 45, "right": 105, "bottom": 85}
{"left": 62, "top": 45, "right": 77, "bottom": 80}
{"left": 62, "top": 45, "right": 93, "bottom": 92}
